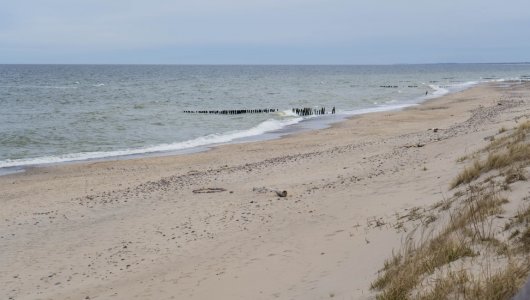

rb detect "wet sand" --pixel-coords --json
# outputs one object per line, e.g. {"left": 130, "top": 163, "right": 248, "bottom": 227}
{"left": 1, "top": 81, "right": 530, "bottom": 300}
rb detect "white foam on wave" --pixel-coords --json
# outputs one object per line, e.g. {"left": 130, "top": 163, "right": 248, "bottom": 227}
{"left": 427, "top": 84, "right": 450, "bottom": 98}
{"left": 449, "top": 80, "right": 480, "bottom": 91}
{"left": 342, "top": 103, "right": 417, "bottom": 116}
{"left": 425, "top": 80, "right": 480, "bottom": 100}
{"left": 490, "top": 77, "right": 526, "bottom": 82}
{"left": 279, "top": 109, "right": 299, "bottom": 117}
{"left": 0, "top": 117, "right": 303, "bottom": 169}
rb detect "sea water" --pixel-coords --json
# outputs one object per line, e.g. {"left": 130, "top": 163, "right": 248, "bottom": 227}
{"left": 1, "top": 64, "right": 530, "bottom": 170}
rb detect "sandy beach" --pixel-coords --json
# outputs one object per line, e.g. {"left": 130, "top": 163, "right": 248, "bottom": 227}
{"left": 2, "top": 81, "right": 530, "bottom": 300}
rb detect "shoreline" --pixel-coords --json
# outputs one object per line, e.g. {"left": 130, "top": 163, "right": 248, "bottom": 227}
{"left": 2, "top": 81, "right": 529, "bottom": 299}
{"left": 0, "top": 79, "right": 479, "bottom": 174}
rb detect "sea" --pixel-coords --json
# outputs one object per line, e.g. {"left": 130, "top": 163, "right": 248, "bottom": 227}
{"left": 2, "top": 64, "right": 530, "bottom": 173}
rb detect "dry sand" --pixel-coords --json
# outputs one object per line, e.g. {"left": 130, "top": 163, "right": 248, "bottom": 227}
{"left": 1, "top": 82, "right": 530, "bottom": 300}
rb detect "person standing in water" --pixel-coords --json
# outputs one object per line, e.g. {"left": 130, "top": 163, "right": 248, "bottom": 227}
{"left": 332, "top": 106, "right": 336, "bottom": 114}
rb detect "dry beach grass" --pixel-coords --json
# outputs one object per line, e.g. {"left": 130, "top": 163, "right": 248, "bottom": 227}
{"left": 372, "top": 121, "right": 530, "bottom": 300}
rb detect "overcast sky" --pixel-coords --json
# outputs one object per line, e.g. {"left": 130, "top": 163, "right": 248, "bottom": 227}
{"left": 1, "top": 0, "right": 529, "bottom": 64}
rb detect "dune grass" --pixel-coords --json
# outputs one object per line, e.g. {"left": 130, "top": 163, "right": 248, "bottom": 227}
{"left": 451, "top": 121, "right": 530, "bottom": 188}
{"left": 372, "top": 183, "right": 504, "bottom": 300}
{"left": 415, "top": 260, "right": 529, "bottom": 300}
{"left": 372, "top": 121, "right": 530, "bottom": 300}
{"left": 372, "top": 233, "right": 476, "bottom": 300}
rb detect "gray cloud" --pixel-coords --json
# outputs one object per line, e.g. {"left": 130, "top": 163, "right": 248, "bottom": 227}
{"left": 1, "top": 0, "right": 529, "bottom": 63}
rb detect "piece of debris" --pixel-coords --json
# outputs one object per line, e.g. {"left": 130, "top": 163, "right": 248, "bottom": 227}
{"left": 253, "top": 187, "right": 288, "bottom": 197}
{"left": 404, "top": 143, "right": 425, "bottom": 148}
{"left": 192, "top": 188, "right": 227, "bottom": 194}
{"left": 275, "top": 190, "right": 288, "bottom": 197}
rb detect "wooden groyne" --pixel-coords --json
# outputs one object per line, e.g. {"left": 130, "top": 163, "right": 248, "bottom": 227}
{"left": 292, "top": 106, "right": 335, "bottom": 116}
{"left": 183, "top": 109, "right": 279, "bottom": 114}
{"left": 183, "top": 107, "right": 337, "bottom": 116}
{"left": 292, "top": 107, "right": 323, "bottom": 116}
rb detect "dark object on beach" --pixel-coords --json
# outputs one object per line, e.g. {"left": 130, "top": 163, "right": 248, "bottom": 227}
{"left": 332, "top": 106, "right": 336, "bottom": 114}
{"left": 192, "top": 188, "right": 227, "bottom": 193}
{"left": 275, "top": 190, "right": 288, "bottom": 197}
{"left": 404, "top": 143, "right": 425, "bottom": 148}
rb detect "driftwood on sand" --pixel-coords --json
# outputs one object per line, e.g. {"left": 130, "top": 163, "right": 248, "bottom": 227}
{"left": 192, "top": 188, "right": 227, "bottom": 193}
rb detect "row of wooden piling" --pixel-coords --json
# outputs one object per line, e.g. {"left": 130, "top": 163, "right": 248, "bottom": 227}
{"left": 183, "top": 107, "right": 337, "bottom": 116}
{"left": 183, "top": 109, "right": 279, "bottom": 114}
{"left": 292, "top": 106, "right": 335, "bottom": 116}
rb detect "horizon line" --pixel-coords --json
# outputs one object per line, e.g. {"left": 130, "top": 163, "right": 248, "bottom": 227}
{"left": 1, "top": 62, "right": 529, "bottom": 66}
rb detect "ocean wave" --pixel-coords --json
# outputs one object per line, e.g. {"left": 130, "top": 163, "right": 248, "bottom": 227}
{"left": 0, "top": 117, "right": 303, "bottom": 169}
{"left": 425, "top": 80, "right": 480, "bottom": 100}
